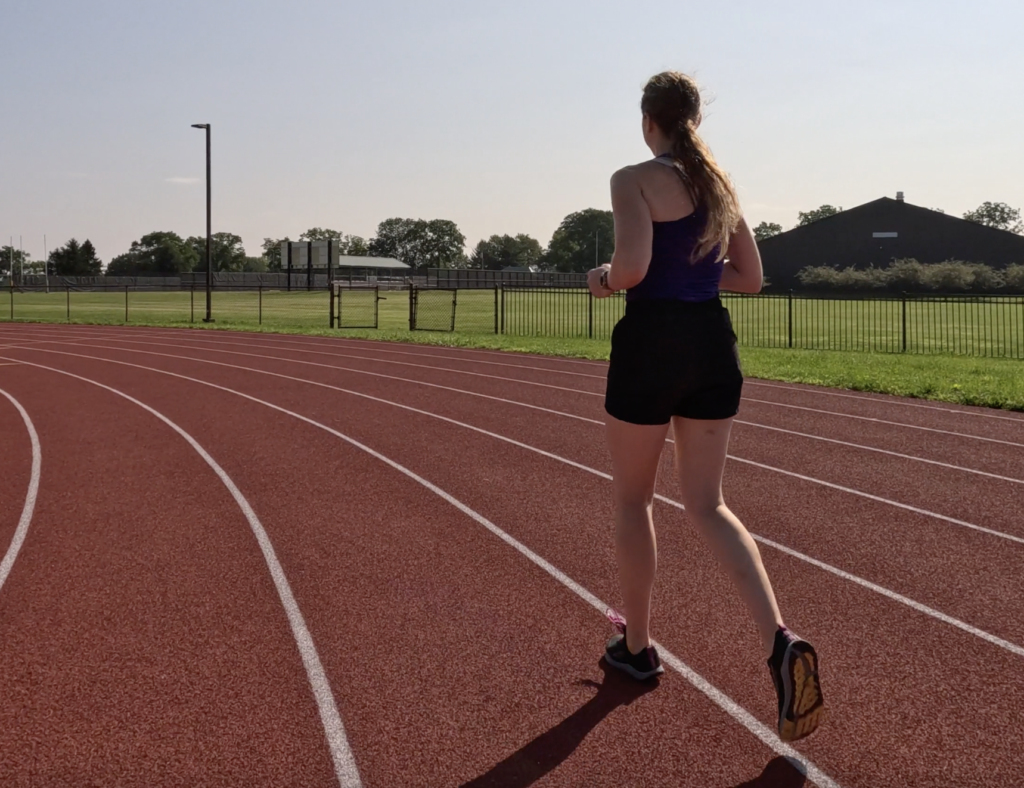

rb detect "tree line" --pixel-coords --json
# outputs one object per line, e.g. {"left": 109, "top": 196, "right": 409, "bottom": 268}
{"left": 1, "top": 208, "right": 617, "bottom": 279}
{"left": 4, "top": 200, "right": 1018, "bottom": 280}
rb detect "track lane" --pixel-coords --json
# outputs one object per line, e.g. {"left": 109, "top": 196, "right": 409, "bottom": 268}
{"left": 11, "top": 323, "right": 1021, "bottom": 439}
{"left": 55, "top": 339, "right": 1023, "bottom": 645}
{"left": 3, "top": 349, "right": 833, "bottom": 787}
{"left": 14, "top": 335, "right": 1024, "bottom": 543}
{"left": 10, "top": 326, "right": 1024, "bottom": 493}
{"left": 0, "top": 364, "right": 343, "bottom": 787}
{"left": 12, "top": 326, "right": 1024, "bottom": 477}
{"left": 9, "top": 342, "right": 1024, "bottom": 788}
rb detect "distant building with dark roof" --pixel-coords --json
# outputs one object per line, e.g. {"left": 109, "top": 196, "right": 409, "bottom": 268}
{"left": 758, "top": 193, "right": 1024, "bottom": 290}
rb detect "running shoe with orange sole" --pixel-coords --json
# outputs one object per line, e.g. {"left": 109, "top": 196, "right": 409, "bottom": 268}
{"left": 768, "top": 626, "right": 825, "bottom": 742}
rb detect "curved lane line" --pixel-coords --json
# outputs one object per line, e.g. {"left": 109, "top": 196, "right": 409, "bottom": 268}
{"left": 7, "top": 348, "right": 1024, "bottom": 662}
{"left": 0, "top": 363, "right": 361, "bottom": 788}
{"left": 1, "top": 352, "right": 841, "bottom": 788}
{"left": 17, "top": 324, "right": 1020, "bottom": 425}
{"left": 743, "top": 380, "right": 1024, "bottom": 424}
{"left": 7, "top": 325, "right": 1018, "bottom": 447}
{"left": 10, "top": 339, "right": 1024, "bottom": 542}
{"left": 0, "top": 389, "right": 41, "bottom": 595}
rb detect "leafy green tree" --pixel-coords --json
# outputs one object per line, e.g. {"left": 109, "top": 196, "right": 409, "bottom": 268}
{"left": 299, "top": 227, "right": 342, "bottom": 242}
{"left": 105, "top": 231, "right": 198, "bottom": 276}
{"left": 368, "top": 218, "right": 418, "bottom": 261}
{"left": 299, "top": 228, "right": 371, "bottom": 256}
{"left": 242, "top": 256, "right": 267, "bottom": 272}
{"left": 49, "top": 238, "right": 102, "bottom": 275}
{"left": 796, "top": 205, "right": 842, "bottom": 227}
{"left": 0, "top": 246, "right": 30, "bottom": 277}
{"left": 339, "top": 235, "right": 369, "bottom": 256}
{"left": 752, "top": 222, "right": 783, "bottom": 242}
{"left": 469, "top": 233, "right": 543, "bottom": 270}
{"left": 187, "top": 232, "right": 247, "bottom": 272}
{"left": 368, "top": 217, "right": 466, "bottom": 269}
{"left": 261, "top": 237, "right": 290, "bottom": 271}
{"left": 544, "top": 209, "right": 614, "bottom": 273}
{"left": 963, "top": 202, "right": 1023, "bottom": 234}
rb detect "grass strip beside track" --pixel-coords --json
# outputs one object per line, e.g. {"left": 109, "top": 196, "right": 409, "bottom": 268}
{"left": 3, "top": 308, "right": 1023, "bottom": 411}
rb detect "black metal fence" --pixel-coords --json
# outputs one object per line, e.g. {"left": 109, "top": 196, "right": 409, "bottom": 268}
{"left": 2, "top": 284, "right": 330, "bottom": 328}
{"left": 5, "top": 280, "right": 1023, "bottom": 359}
{"left": 428, "top": 269, "right": 588, "bottom": 288}
{"left": 406, "top": 286, "right": 1024, "bottom": 359}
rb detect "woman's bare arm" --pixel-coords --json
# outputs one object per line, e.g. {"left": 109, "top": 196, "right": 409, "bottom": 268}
{"left": 719, "top": 217, "right": 763, "bottom": 293}
{"left": 605, "top": 167, "right": 653, "bottom": 292}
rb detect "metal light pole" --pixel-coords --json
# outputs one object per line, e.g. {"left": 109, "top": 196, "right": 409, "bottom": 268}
{"left": 191, "top": 123, "right": 213, "bottom": 322}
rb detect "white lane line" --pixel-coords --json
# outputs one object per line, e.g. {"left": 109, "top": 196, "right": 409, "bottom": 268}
{"left": 745, "top": 380, "right": 1024, "bottom": 424}
{"left": 22, "top": 323, "right": 614, "bottom": 371}
{"left": 11, "top": 326, "right": 1019, "bottom": 451}
{"left": 725, "top": 456, "right": 1024, "bottom": 545}
{"left": 55, "top": 331, "right": 1024, "bottom": 486}
{"left": 733, "top": 421, "right": 1024, "bottom": 487}
{"left": 10, "top": 337, "right": 1024, "bottom": 543}
{"left": 1, "top": 353, "right": 839, "bottom": 788}
{"left": 4, "top": 326, "right": 1024, "bottom": 434}
{"left": 749, "top": 532, "right": 1024, "bottom": 658}
{"left": 4, "top": 328, "right": 596, "bottom": 395}
{"left": 10, "top": 346, "right": 1024, "bottom": 661}
{"left": 0, "top": 360, "right": 362, "bottom": 788}
{"left": 0, "top": 389, "right": 41, "bottom": 595}
{"left": 65, "top": 327, "right": 1021, "bottom": 427}
{"left": 743, "top": 397, "right": 1024, "bottom": 449}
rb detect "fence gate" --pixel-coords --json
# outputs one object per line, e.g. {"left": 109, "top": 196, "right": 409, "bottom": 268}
{"left": 332, "top": 285, "right": 380, "bottom": 329}
{"left": 410, "top": 287, "right": 457, "bottom": 331}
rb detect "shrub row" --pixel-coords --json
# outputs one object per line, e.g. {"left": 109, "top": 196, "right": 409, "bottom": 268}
{"left": 795, "top": 259, "right": 1024, "bottom": 293}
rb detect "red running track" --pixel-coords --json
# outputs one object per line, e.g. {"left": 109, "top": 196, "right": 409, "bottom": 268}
{"left": 1, "top": 322, "right": 1023, "bottom": 788}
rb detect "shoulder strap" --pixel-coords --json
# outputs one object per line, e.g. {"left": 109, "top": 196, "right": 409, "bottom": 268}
{"left": 653, "top": 154, "right": 699, "bottom": 206}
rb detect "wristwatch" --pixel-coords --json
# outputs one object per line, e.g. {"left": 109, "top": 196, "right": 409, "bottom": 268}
{"left": 599, "top": 269, "right": 612, "bottom": 291}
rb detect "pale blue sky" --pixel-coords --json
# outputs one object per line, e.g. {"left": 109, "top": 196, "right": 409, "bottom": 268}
{"left": 2, "top": 0, "right": 1022, "bottom": 262}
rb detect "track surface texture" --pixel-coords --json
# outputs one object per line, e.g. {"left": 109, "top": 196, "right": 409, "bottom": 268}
{"left": 1, "top": 323, "right": 1022, "bottom": 788}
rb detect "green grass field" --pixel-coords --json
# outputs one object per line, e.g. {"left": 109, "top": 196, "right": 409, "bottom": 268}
{"left": 3, "top": 286, "right": 1022, "bottom": 411}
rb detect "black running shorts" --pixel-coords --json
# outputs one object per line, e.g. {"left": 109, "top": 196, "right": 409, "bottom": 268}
{"left": 604, "top": 296, "right": 743, "bottom": 425}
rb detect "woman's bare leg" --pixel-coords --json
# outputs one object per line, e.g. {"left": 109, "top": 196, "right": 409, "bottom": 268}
{"left": 606, "top": 414, "right": 671, "bottom": 654}
{"left": 671, "top": 416, "right": 783, "bottom": 657}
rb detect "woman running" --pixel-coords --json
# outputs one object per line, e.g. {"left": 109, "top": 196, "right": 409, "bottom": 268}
{"left": 586, "top": 71, "right": 825, "bottom": 742}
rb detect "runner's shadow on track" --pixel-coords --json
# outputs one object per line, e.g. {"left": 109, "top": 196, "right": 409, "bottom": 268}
{"left": 459, "top": 659, "right": 658, "bottom": 788}
{"left": 730, "top": 756, "right": 807, "bottom": 788}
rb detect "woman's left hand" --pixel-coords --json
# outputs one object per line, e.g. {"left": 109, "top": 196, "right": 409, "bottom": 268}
{"left": 587, "top": 264, "right": 614, "bottom": 298}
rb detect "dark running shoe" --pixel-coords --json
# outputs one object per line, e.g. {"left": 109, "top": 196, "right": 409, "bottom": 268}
{"left": 603, "top": 608, "right": 664, "bottom": 681}
{"left": 768, "top": 626, "right": 825, "bottom": 742}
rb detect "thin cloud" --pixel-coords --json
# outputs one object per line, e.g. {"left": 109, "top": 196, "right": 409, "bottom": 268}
{"left": 165, "top": 176, "right": 201, "bottom": 185}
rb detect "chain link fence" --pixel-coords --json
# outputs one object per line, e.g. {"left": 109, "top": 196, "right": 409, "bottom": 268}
{"left": 409, "top": 288, "right": 457, "bottom": 331}
{"left": 332, "top": 285, "right": 380, "bottom": 329}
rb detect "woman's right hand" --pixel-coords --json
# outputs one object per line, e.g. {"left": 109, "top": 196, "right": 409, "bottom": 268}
{"left": 587, "top": 264, "right": 614, "bottom": 298}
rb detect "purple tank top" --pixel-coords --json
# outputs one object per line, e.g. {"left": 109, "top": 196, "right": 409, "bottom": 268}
{"left": 625, "top": 156, "right": 724, "bottom": 303}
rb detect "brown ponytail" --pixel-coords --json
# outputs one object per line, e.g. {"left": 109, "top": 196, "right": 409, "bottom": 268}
{"left": 641, "top": 72, "right": 741, "bottom": 262}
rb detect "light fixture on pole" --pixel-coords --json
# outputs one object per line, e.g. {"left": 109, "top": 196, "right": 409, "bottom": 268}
{"left": 191, "top": 123, "right": 213, "bottom": 322}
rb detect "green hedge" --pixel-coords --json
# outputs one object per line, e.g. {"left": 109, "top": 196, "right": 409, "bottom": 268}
{"left": 795, "top": 259, "right": 1024, "bottom": 294}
